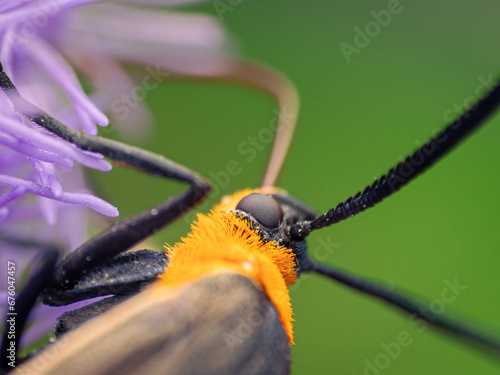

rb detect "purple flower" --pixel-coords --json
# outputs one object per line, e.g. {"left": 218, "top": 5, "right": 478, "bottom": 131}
{"left": 0, "top": 0, "right": 233, "bottom": 348}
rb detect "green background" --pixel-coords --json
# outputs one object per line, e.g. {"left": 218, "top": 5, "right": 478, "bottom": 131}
{"left": 90, "top": 1, "right": 500, "bottom": 374}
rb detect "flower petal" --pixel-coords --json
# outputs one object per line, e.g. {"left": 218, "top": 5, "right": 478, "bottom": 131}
{"left": 0, "top": 0, "right": 104, "bottom": 30}
{"left": 0, "top": 131, "right": 74, "bottom": 168}
{"left": 22, "top": 37, "right": 108, "bottom": 129}
{"left": 109, "top": 0, "right": 211, "bottom": 6}
{"left": 0, "top": 185, "right": 26, "bottom": 208}
{"left": 0, "top": 113, "right": 111, "bottom": 171}
{"left": 0, "top": 175, "right": 119, "bottom": 217}
{"left": 60, "top": 4, "right": 234, "bottom": 75}
{"left": 66, "top": 53, "right": 154, "bottom": 140}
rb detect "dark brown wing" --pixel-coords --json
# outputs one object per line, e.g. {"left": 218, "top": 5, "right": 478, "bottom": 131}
{"left": 15, "top": 273, "right": 291, "bottom": 375}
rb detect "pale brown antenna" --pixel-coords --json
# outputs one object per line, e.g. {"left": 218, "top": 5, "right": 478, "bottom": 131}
{"left": 122, "top": 58, "right": 300, "bottom": 187}
{"left": 221, "top": 60, "right": 299, "bottom": 187}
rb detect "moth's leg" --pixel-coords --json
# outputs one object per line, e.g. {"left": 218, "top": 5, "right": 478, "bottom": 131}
{"left": 0, "top": 61, "right": 211, "bottom": 286}
{"left": 0, "top": 240, "right": 59, "bottom": 371}
{"left": 305, "top": 259, "right": 500, "bottom": 357}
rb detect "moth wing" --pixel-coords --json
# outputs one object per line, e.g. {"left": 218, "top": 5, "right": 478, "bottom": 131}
{"left": 15, "top": 273, "right": 290, "bottom": 375}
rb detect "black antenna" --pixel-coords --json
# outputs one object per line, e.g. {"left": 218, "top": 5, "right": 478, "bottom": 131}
{"left": 289, "top": 80, "right": 500, "bottom": 239}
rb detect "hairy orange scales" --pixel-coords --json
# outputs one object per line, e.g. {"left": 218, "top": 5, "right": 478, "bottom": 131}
{"left": 154, "top": 202, "right": 297, "bottom": 344}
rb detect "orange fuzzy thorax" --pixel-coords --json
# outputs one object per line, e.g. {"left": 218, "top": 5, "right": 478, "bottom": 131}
{"left": 157, "top": 210, "right": 297, "bottom": 344}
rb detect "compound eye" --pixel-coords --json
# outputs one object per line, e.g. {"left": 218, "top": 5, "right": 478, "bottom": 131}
{"left": 236, "top": 193, "right": 284, "bottom": 229}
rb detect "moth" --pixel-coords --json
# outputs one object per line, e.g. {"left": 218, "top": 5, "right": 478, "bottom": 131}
{"left": 1, "top": 53, "right": 499, "bottom": 375}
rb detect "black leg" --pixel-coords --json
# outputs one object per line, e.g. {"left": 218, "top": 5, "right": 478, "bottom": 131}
{"left": 52, "top": 165, "right": 209, "bottom": 286}
{"left": 0, "top": 62, "right": 210, "bottom": 286}
{"left": 0, "top": 243, "right": 59, "bottom": 372}
{"left": 304, "top": 259, "right": 500, "bottom": 357}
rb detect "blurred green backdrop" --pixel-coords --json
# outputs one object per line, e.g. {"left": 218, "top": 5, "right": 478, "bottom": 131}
{"left": 90, "top": 1, "right": 500, "bottom": 374}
